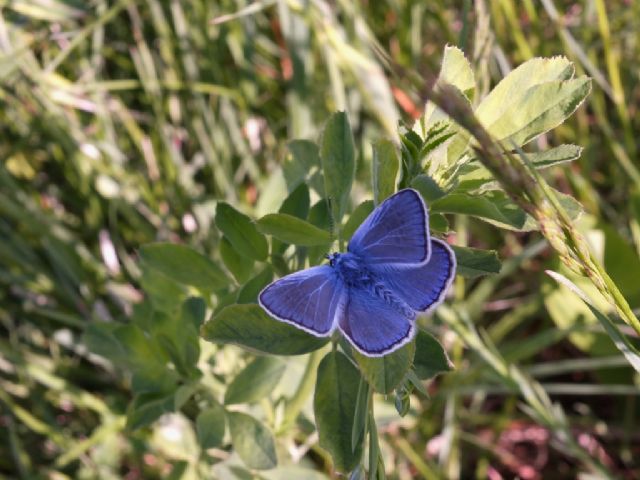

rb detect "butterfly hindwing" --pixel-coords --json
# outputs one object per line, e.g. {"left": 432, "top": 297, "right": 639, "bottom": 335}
{"left": 338, "top": 285, "right": 415, "bottom": 356}
{"left": 348, "top": 189, "right": 430, "bottom": 267}
{"left": 259, "top": 265, "right": 344, "bottom": 337}
{"left": 374, "top": 238, "right": 456, "bottom": 313}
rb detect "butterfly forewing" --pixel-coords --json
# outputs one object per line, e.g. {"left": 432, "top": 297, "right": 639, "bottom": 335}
{"left": 374, "top": 238, "right": 456, "bottom": 313}
{"left": 258, "top": 265, "right": 344, "bottom": 337}
{"left": 348, "top": 189, "right": 430, "bottom": 267}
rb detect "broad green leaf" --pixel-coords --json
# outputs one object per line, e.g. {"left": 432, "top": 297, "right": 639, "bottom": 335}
{"left": 126, "top": 391, "right": 176, "bottom": 431}
{"left": 279, "top": 183, "right": 310, "bottom": 219}
{"left": 523, "top": 144, "right": 583, "bottom": 169}
{"left": 216, "top": 202, "right": 268, "bottom": 261}
{"left": 320, "top": 112, "right": 355, "bottom": 226}
{"left": 431, "top": 191, "right": 528, "bottom": 231}
{"left": 458, "top": 144, "right": 583, "bottom": 191}
{"left": 372, "top": 139, "right": 398, "bottom": 205}
{"left": 314, "top": 351, "right": 363, "bottom": 472}
{"left": 138, "top": 264, "right": 188, "bottom": 312}
{"left": 225, "top": 356, "right": 286, "bottom": 405}
{"left": 411, "top": 174, "right": 446, "bottom": 203}
{"left": 413, "top": 330, "right": 453, "bottom": 380}
{"left": 201, "top": 304, "right": 328, "bottom": 355}
{"left": 284, "top": 140, "right": 323, "bottom": 194}
{"left": 416, "top": 46, "right": 474, "bottom": 137}
{"left": 220, "top": 236, "right": 254, "bottom": 284}
{"left": 140, "top": 242, "right": 228, "bottom": 292}
{"left": 257, "top": 213, "right": 332, "bottom": 246}
{"left": 354, "top": 341, "right": 416, "bottom": 394}
{"left": 486, "top": 77, "right": 591, "bottom": 146}
{"left": 351, "top": 379, "right": 370, "bottom": 451}
{"left": 546, "top": 270, "right": 640, "bottom": 373}
{"left": 196, "top": 401, "right": 226, "bottom": 449}
{"left": 452, "top": 246, "right": 501, "bottom": 278}
{"left": 429, "top": 214, "right": 450, "bottom": 233}
{"left": 153, "top": 299, "right": 203, "bottom": 376}
{"left": 236, "top": 267, "right": 273, "bottom": 304}
{"left": 342, "top": 201, "right": 374, "bottom": 242}
{"left": 476, "top": 56, "right": 575, "bottom": 127}
{"left": 438, "top": 45, "right": 474, "bottom": 98}
{"left": 227, "top": 411, "right": 277, "bottom": 470}
{"left": 308, "top": 200, "right": 333, "bottom": 264}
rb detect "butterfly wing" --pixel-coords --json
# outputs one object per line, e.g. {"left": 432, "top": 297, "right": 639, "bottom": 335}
{"left": 374, "top": 238, "right": 456, "bottom": 313}
{"left": 338, "top": 286, "right": 415, "bottom": 357}
{"left": 259, "top": 265, "right": 345, "bottom": 337}
{"left": 348, "top": 189, "right": 430, "bottom": 267}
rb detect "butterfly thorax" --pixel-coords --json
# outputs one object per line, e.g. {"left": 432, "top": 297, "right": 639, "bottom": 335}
{"left": 329, "top": 252, "right": 416, "bottom": 319}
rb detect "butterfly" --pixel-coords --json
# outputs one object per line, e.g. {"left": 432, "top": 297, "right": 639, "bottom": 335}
{"left": 258, "top": 188, "right": 456, "bottom": 357}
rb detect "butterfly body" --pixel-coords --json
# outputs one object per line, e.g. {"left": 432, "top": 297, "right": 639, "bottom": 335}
{"left": 259, "top": 189, "right": 456, "bottom": 357}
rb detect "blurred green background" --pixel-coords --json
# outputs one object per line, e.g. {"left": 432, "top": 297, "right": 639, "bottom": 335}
{"left": 1, "top": 0, "right": 639, "bottom": 478}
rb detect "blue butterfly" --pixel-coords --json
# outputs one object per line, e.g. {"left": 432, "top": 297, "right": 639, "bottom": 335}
{"left": 259, "top": 188, "right": 456, "bottom": 357}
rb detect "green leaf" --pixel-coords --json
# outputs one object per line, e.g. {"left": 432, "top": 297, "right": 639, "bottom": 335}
{"left": 546, "top": 271, "right": 640, "bottom": 373}
{"left": 314, "top": 351, "right": 363, "bottom": 472}
{"left": 140, "top": 242, "right": 228, "bottom": 292}
{"left": 431, "top": 191, "right": 529, "bottom": 231}
{"left": 220, "top": 236, "right": 254, "bottom": 284}
{"left": 354, "top": 341, "right": 416, "bottom": 394}
{"left": 257, "top": 213, "right": 332, "bottom": 246}
{"left": 458, "top": 144, "right": 583, "bottom": 191}
{"left": 227, "top": 411, "right": 277, "bottom": 470}
{"left": 452, "top": 246, "right": 501, "bottom": 278}
{"left": 279, "top": 183, "right": 311, "bottom": 219}
{"left": 342, "top": 201, "right": 374, "bottom": 242}
{"left": 284, "top": 140, "right": 323, "bottom": 194}
{"left": 225, "top": 356, "right": 286, "bottom": 405}
{"left": 127, "top": 390, "right": 176, "bottom": 431}
{"left": 216, "top": 202, "right": 268, "bottom": 261}
{"left": 138, "top": 264, "right": 188, "bottom": 312}
{"left": 439, "top": 45, "right": 475, "bottom": 98}
{"left": 476, "top": 56, "right": 575, "bottom": 129}
{"left": 492, "top": 78, "right": 591, "bottom": 146}
{"left": 372, "top": 139, "right": 398, "bottom": 205}
{"left": 196, "top": 401, "right": 226, "bottom": 449}
{"left": 411, "top": 174, "right": 446, "bottom": 203}
{"left": 152, "top": 298, "right": 204, "bottom": 376}
{"left": 201, "top": 304, "right": 328, "bottom": 355}
{"left": 416, "top": 46, "right": 475, "bottom": 137}
{"left": 236, "top": 267, "right": 273, "bottom": 304}
{"left": 413, "top": 330, "right": 453, "bottom": 380}
{"left": 307, "top": 200, "right": 333, "bottom": 264}
{"left": 320, "top": 112, "right": 355, "bottom": 226}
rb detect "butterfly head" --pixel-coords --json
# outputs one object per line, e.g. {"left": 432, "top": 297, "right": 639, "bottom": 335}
{"left": 325, "top": 252, "right": 340, "bottom": 267}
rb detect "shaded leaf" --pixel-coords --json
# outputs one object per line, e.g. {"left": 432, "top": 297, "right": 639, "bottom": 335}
{"left": 372, "top": 139, "right": 398, "bottom": 205}
{"left": 227, "top": 411, "right": 277, "bottom": 470}
{"left": 236, "top": 267, "right": 273, "bottom": 304}
{"left": 413, "top": 330, "right": 453, "bottom": 380}
{"left": 220, "top": 236, "right": 254, "bottom": 284}
{"left": 452, "top": 246, "right": 501, "bottom": 278}
{"left": 201, "top": 304, "right": 328, "bottom": 355}
{"left": 257, "top": 213, "right": 332, "bottom": 246}
{"left": 314, "top": 351, "right": 363, "bottom": 472}
{"left": 196, "top": 401, "right": 226, "bottom": 449}
{"left": 216, "top": 202, "right": 268, "bottom": 261}
{"left": 354, "top": 341, "right": 416, "bottom": 394}
{"left": 342, "top": 201, "right": 374, "bottom": 243}
{"left": 225, "top": 356, "right": 286, "bottom": 405}
{"left": 140, "top": 242, "right": 228, "bottom": 291}
{"left": 320, "top": 112, "right": 355, "bottom": 225}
